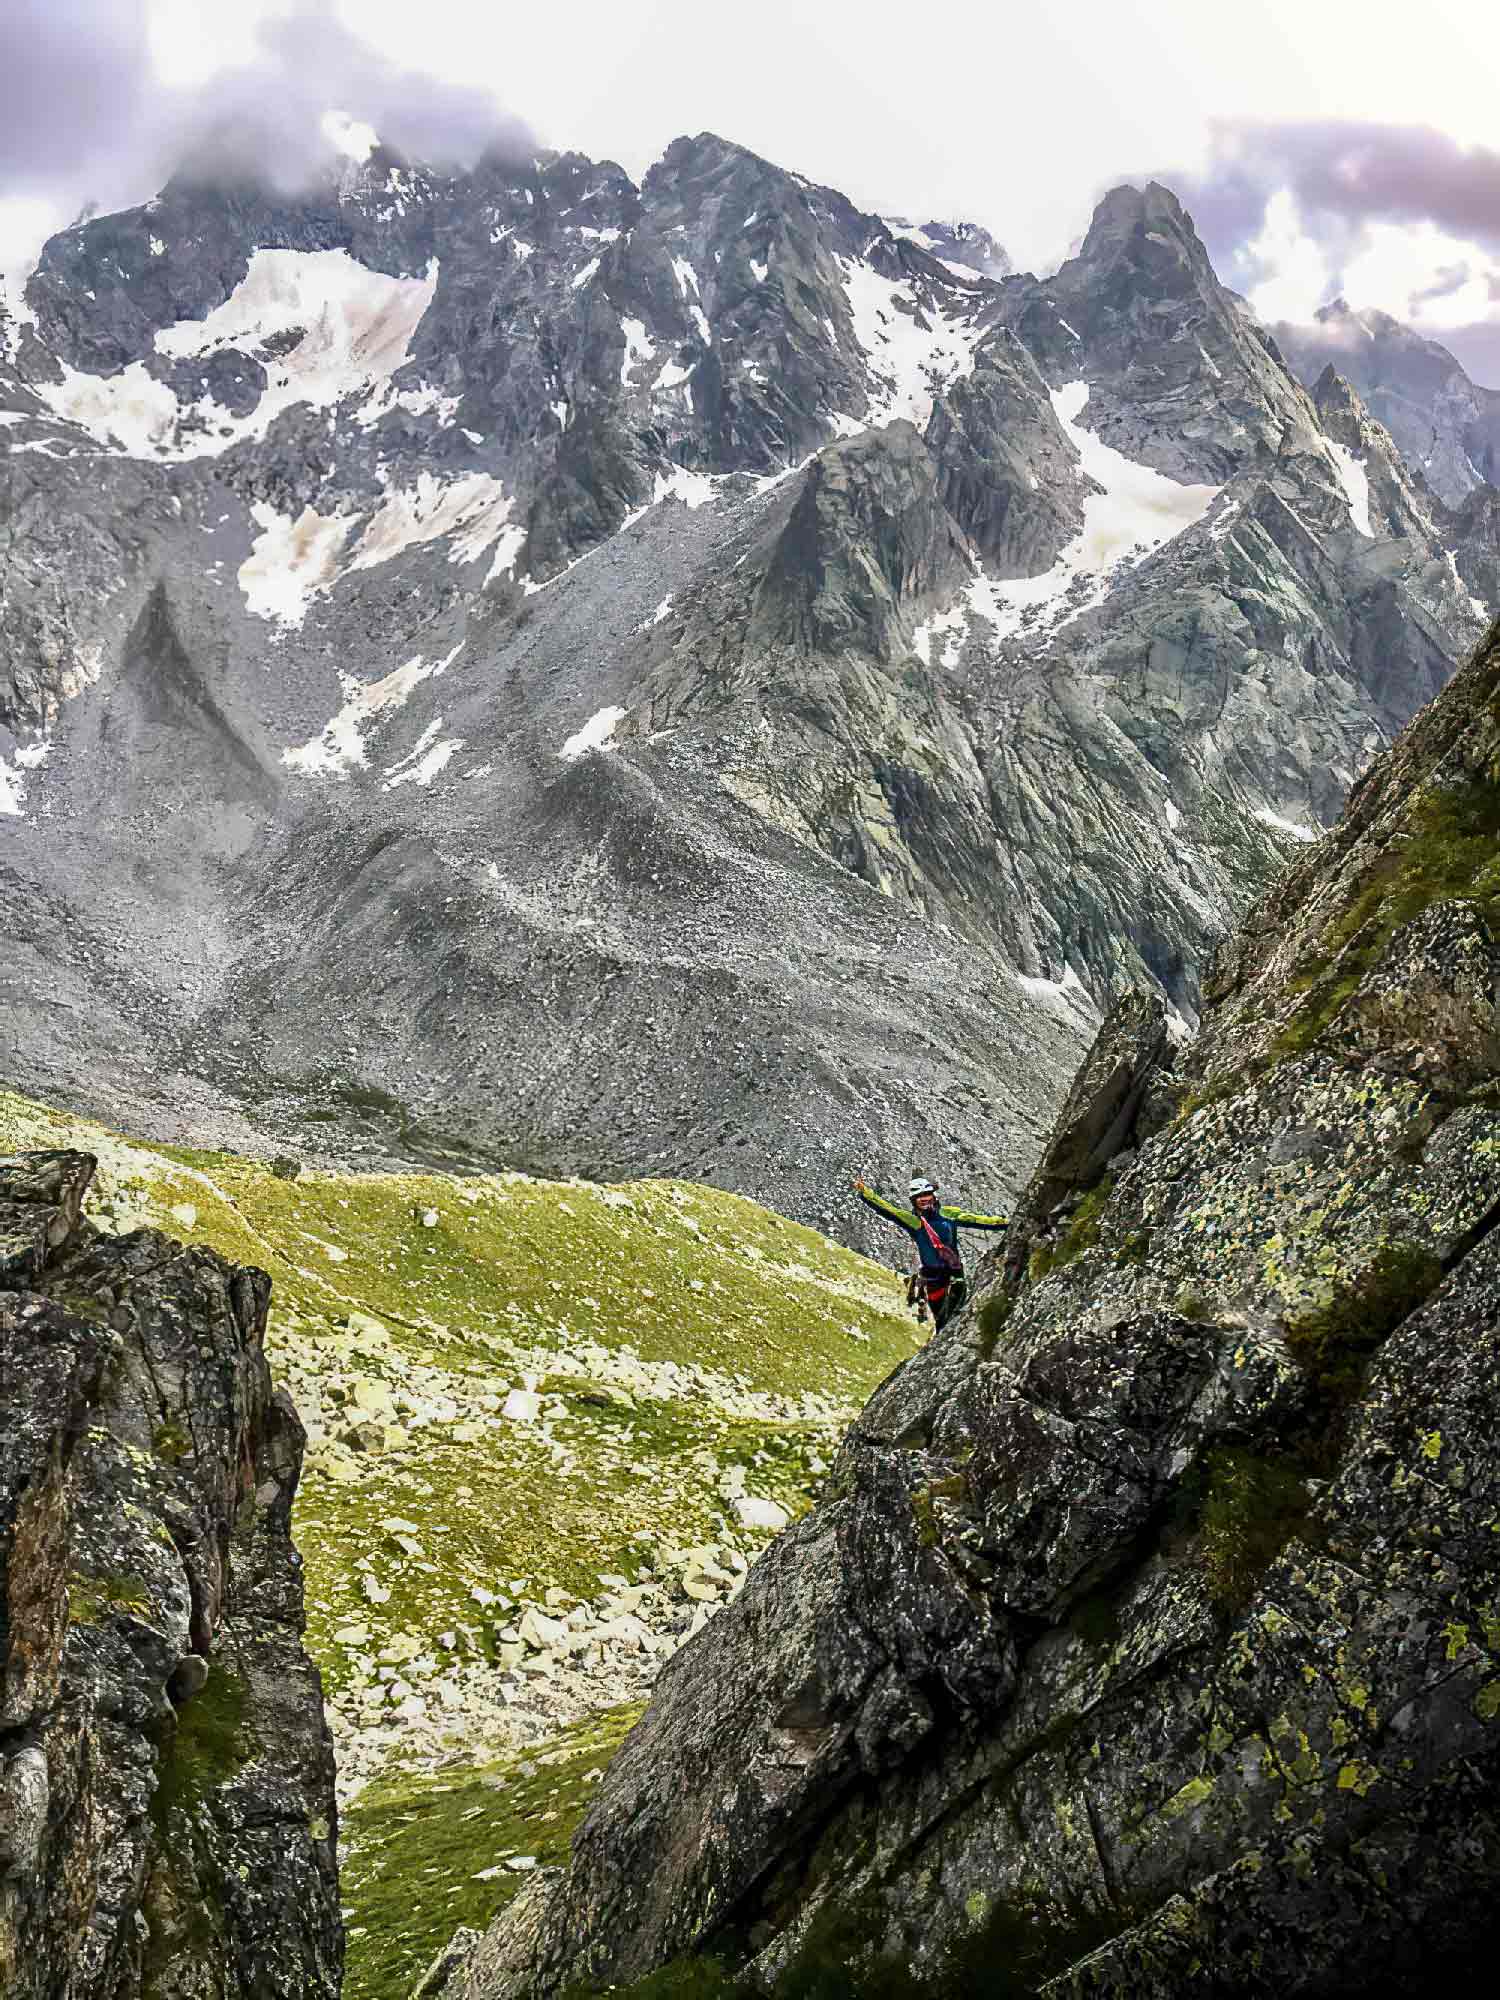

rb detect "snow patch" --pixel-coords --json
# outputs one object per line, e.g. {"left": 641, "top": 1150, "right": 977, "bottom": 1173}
{"left": 672, "top": 257, "right": 711, "bottom": 343}
{"left": 238, "top": 503, "right": 352, "bottom": 626}
{"left": 0, "top": 735, "right": 48, "bottom": 816}
{"left": 911, "top": 601, "right": 969, "bottom": 669}
{"left": 356, "top": 380, "right": 461, "bottom": 429}
{"left": 1254, "top": 805, "right": 1318, "bottom": 843}
{"left": 350, "top": 473, "right": 515, "bottom": 573}
{"left": 560, "top": 705, "right": 626, "bottom": 759}
{"left": 956, "top": 382, "right": 1220, "bottom": 646}
{"left": 1057, "top": 316, "right": 1081, "bottom": 340}
{"left": 638, "top": 593, "right": 674, "bottom": 631}
{"left": 1324, "top": 439, "right": 1373, "bottom": 536}
{"left": 484, "top": 521, "right": 528, "bottom": 585}
{"left": 281, "top": 645, "right": 462, "bottom": 776}
{"left": 240, "top": 475, "right": 515, "bottom": 621}
{"left": 384, "top": 724, "right": 463, "bottom": 789}
{"left": 749, "top": 259, "right": 768, "bottom": 284}
{"left": 1016, "top": 963, "right": 1092, "bottom": 1013}
{"left": 572, "top": 258, "right": 600, "bottom": 290}
{"left": 619, "top": 317, "right": 655, "bottom": 384}
{"left": 1443, "top": 547, "right": 1489, "bottom": 621}
{"left": 653, "top": 465, "right": 716, "bottom": 508}
{"left": 1208, "top": 497, "right": 1242, "bottom": 543}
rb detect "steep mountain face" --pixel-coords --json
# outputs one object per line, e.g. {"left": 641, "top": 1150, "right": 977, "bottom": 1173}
{"left": 1275, "top": 297, "right": 1500, "bottom": 508}
{"left": 0, "top": 1150, "right": 340, "bottom": 1998}
{"left": 0, "top": 140, "right": 1495, "bottom": 1238}
{"left": 444, "top": 615, "right": 1500, "bottom": 1997}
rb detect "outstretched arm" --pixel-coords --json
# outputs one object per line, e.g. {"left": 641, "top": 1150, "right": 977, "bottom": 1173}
{"left": 941, "top": 1205, "right": 1009, "bottom": 1232}
{"left": 853, "top": 1176, "right": 921, "bottom": 1233}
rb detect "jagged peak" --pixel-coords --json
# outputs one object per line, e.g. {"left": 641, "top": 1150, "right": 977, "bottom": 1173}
{"left": 646, "top": 130, "right": 783, "bottom": 189}
{"left": 1072, "top": 178, "right": 1212, "bottom": 281}
{"left": 1312, "top": 359, "right": 1356, "bottom": 405}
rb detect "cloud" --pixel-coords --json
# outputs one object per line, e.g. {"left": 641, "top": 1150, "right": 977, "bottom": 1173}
{"left": 1175, "top": 120, "right": 1500, "bottom": 266}
{"left": 161, "top": 4, "right": 534, "bottom": 194}
{"left": 1164, "top": 118, "right": 1500, "bottom": 382}
{"left": 0, "top": 0, "right": 533, "bottom": 273}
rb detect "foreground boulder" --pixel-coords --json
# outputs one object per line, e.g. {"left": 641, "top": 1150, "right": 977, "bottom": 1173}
{"left": 445, "top": 618, "right": 1500, "bottom": 1995}
{"left": 0, "top": 1151, "right": 341, "bottom": 1998}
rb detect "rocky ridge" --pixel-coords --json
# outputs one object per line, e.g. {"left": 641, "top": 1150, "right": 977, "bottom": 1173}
{"left": 1275, "top": 297, "right": 1500, "bottom": 509}
{"left": 443, "top": 614, "right": 1500, "bottom": 1996}
{"left": 0, "top": 1148, "right": 340, "bottom": 1998}
{"left": 2, "top": 144, "right": 1495, "bottom": 1241}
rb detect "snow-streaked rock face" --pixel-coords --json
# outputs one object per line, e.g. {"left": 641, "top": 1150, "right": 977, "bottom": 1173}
{"left": 0, "top": 140, "right": 1496, "bottom": 1246}
{"left": 35, "top": 249, "right": 438, "bottom": 461}
{"left": 1276, "top": 296, "right": 1500, "bottom": 508}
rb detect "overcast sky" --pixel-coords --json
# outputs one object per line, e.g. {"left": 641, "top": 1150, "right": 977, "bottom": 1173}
{"left": 5, "top": 0, "right": 1500, "bottom": 379}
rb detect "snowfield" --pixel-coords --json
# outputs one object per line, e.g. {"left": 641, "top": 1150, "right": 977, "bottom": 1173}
{"left": 36, "top": 248, "right": 439, "bottom": 461}
{"left": 839, "top": 258, "right": 982, "bottom": 427}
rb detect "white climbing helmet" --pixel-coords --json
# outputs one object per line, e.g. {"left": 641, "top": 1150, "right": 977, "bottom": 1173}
{"left": 909, "top": 1175, "right": 938, "bottom": 1199}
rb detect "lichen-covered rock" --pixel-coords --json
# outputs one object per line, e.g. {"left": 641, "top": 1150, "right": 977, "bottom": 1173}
{"left": 0, "top": 1150, "right": 341, "bottom": 1999}
{"left": 451, "top": 620, "right": 1500, "bottom": 1995}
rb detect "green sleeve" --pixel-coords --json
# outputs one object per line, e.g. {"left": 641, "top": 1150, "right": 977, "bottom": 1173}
{"left": 941, "top": 1206, "right": 1009, "bottom": 1231}
{"left": 857, "top": 1185, "right": 921, "bottom": 1233}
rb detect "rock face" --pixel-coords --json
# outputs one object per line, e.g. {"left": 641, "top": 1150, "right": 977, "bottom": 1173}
{"left": 0, "top": 1151, "right": 340, "bottom": 1998}
{"left": 1275, "top": 297, "right": 1500, "bottom": 508}
{"left": 1, "top": 143, "right": 1496, "bottom": 1246}
{"left": 448, "top": 616, "right": 1500, "bottom": 1995}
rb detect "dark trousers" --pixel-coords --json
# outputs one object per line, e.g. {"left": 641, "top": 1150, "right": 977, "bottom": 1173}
{"left": 923, "top": 1273, "right": 967, "bottom": 1331}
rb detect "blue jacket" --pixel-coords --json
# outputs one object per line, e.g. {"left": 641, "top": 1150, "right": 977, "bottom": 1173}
{"left": 855, "top": 1184, "right": 1008, "bottom": 1275}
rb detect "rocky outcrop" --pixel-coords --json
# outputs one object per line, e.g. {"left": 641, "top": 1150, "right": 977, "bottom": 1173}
{"left": 999, "top": 988, "right": 1177, "bottom": 1278}
{"left": 0, "top": 1151, "right": 340, "bottom": 1998}
{"left": 447, "top": 617, "right": 1500, "bottom": 1996}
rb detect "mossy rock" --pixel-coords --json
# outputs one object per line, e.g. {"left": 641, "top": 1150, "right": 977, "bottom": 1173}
{"left": 1192, "top": 1447, "right": 1319, "bottom": 1613}
{"left": 1274, "top": 777, "right": 1500, "bottom": 1058}
{"left": 1284, "top": 1240, "right": 1444, "bottom": 1402}
{"left": 150, "top": 1666, "right": 256, "bottom": 1832}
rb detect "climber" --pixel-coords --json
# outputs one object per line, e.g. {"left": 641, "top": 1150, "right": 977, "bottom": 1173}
{"left": 853, "top": 1173, "right": 1007, "bottom": 1330}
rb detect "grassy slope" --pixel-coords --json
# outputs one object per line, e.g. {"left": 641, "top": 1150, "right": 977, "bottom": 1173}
{"left": 0, "top": 1089, "right": 915, "bottom": 2000}
{"left": 341, "top": 1704, "right": 645, "bottom": 1998}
